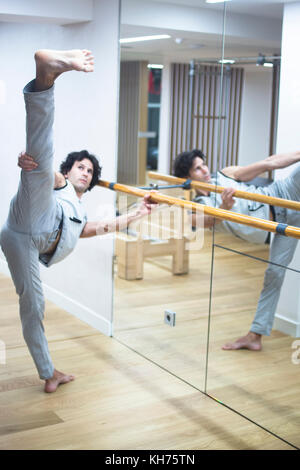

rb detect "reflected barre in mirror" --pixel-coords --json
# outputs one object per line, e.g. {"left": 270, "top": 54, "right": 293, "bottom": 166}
{"left": 148, "top": 171, "right": 300, "bottom": 212}
{"left": 98, "top": 179, "right": 300, "bottom": 240}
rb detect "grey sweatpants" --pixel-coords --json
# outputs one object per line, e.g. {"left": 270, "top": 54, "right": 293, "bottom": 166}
{"left": 0, "top": 81, "right": 62, "bottom": 379}
{"left": 250, "top": 167, "right": 300, "bottom": 336}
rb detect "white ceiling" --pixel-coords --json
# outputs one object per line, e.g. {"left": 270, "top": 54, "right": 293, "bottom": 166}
{"left": 148, "top": 0, "right": 296, "bottom": 19}
{"left": 120, "top": 0, "right": 289, "bottom": 64}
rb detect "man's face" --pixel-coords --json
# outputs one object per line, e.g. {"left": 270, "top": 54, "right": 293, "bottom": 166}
{"left": 66, "top": 158, "right": 94, "bottom": 196}
{"left": 189, "top": 157, "right": 211, "bottom": 182}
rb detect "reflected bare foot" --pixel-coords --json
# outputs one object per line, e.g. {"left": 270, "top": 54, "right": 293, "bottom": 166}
{"left": 222, "top": 331, "right": 262, "bottom": 351}
{"left": 44, "top": 369, "right": 75, "bottom": 393}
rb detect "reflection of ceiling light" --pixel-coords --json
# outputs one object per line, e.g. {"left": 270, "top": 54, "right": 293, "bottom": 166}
{"left": 120, "top": 35, "right": 171, "bottom": 44}
{"left": 263, "top": 63, "right": 274, "bottom": 68}
{"left": 147, "top": 64, "right": 164, "bottom": 69}
{"left": 206, "top": 0, "right": 231, "bottom": 3}
{"left": 219, "top": 59, "right": 235, "bottom": 64}
{"left": 175, "top": 38, "right": 183, "bottom": 44}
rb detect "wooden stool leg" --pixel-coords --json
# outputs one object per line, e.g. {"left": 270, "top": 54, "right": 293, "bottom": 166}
{"left": 116, "top": 236, "right": 144, "bottom": 280}
{"left": 172, "top": 207, "right": 189, "bottom": 275}
{"left": 136, "top": 237, "right": 144, "bottom": 279}
{"left": 172, "top": 238, "right": 189, "bottom": 274}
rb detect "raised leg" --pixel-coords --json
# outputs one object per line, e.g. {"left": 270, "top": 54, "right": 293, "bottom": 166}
{"left": 2, "top": 49, "right": 94, "bottom": 392}
{"left": 8, "top": 49, "right": 94, "bottom": 234}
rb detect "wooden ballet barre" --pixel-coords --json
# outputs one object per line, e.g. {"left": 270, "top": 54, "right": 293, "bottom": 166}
{"left": 97, "top": 180, "right": 300, "bottom": 240}
{"left": 148, "top": 171, "right": 300, "bottom": 212}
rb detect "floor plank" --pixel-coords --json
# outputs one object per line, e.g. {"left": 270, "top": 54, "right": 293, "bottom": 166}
{"left": 0, "top": 336, "right": 293, "bottom": 450}
{"left": 113, "top": 231, "right": 300, "bottom": 449}
{"left": 0, "top": 228, "right": 298, "bottom": 449}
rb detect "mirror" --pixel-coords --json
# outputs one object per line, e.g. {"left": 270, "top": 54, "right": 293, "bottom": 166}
{"left": 113, "top": 0, "right": 227, "bottom": 391}
{"left": 113, "top": 0, "right": 300, "bottom": 449}
{"left": 205, "top": 0, "right": 300, "bottom": 449}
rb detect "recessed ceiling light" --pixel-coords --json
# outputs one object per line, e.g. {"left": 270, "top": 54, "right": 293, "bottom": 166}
{"left": 219, "top": 59, "right": 235, "bottom": 64}
{"left": 206, "top": 0, "right": 231, "bottom": 4}
{"left": 120, "top": 35, "right": 171, "bottom": 44}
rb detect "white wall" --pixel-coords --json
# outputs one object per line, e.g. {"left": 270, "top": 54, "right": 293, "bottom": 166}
{"left": 273, "top": 1, "right": 300, "bottom": 337}
{"left": 0, "top": 0, "right": 93, "bottom": 24}
{"left": 238, "top": 69, "right": 273, "bottom": 167}
{"left": 122, "top": 0, "right": 281, "bottom": 44}
{"left": 0, "top": 0, "right": 120, "bottom": 335}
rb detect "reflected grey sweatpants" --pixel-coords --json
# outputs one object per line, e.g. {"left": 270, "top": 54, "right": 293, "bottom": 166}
{"left": 0, "top": 81, "right": 62, "bottom": 379}
{"left": 250, "top": 166, "right": 300, "bottom": 336}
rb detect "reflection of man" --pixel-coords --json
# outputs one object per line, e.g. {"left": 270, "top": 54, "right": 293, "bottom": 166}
{"left": 0, "top": 49, "right": 154, "bottom": 393}
{"left": 174, "top": 149, "right": 300, "bottom": 350}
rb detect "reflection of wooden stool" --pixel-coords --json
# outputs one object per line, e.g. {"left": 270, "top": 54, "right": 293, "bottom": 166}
{"left": 115, "top": 206, "right": 190, "bottom": 280}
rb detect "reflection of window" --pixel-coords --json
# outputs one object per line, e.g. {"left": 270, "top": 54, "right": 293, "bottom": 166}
{"left": 147, "top": 68, "right": 162, "bottom": 170}
{"left": 148, "top": 69, "right": 161, "bottom": 96}
{"left": 170, "top": 64, "right": 244, "bottom": 174}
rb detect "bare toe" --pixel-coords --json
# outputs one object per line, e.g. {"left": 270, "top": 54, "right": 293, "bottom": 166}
{"left": 44, "top": 370, "right": 75, "bottom": 393}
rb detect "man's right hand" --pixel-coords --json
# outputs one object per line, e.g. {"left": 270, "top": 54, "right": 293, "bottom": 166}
{"left": 220, "top": 187, "right": 236, "bottom": 210}
{"left": 18, "top": 151, "right": 38, "bottom": 171}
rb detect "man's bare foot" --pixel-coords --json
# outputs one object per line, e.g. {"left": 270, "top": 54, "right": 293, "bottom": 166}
{"left": 34, "top": 49, "right": 94, "bottom": 91}
{"left": 222, "top": 331, "right": 262, "bottom": 351}
{"left": 44, "top": 369, "right": 75, "bottom": 393}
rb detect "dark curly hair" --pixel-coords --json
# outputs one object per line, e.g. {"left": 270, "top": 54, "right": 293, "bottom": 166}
{"left": 173, "top": 149, "right": 206, "bottom": 178}
{"left": 59, "top": 150, "right": 102, "bottom": 191}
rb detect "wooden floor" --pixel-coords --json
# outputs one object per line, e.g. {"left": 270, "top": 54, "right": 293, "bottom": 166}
{"left": 0, "top": 230, "right": 298, "bottom": 449}
{"left": 114, "top": 230, "right": 300, "bottom": 449}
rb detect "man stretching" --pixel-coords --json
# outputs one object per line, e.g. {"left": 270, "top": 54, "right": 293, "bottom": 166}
{"left": 0, "top": 49, "right": 154, "bottom": 393}
{"left": 174, "top": 149, "right": 300, "bottom": 351}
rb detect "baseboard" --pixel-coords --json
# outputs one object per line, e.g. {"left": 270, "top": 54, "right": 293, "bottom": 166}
{"left": 42, "top": 284, "right": 112, "bottom": 337}
{"left": 0, "top": 258, "right": 112, "bottom": 337}
{"left": 274, "top": 313, "right": 300, "bottom": 338}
